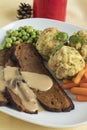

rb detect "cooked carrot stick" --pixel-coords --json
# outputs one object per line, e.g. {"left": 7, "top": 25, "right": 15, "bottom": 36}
{"left": 72, "top": 69, "right": 86, "bottom": 84}
{"left": 62, "top": 82, "right": 78, "bottom": 89}
{"left": 76, "top": 95, "right": 87, "bottom": 101}
{"left": 80, "top": 79, "right": 87, "bottom": 83}
{"left": 84, "top": 71, "right": 87, "bottom": 79}
{"left": 85, "top": 64, "right": 87, "bottom": 69}
{"left": 62, "top": 79, "right": 72, "bottom": 83}
{"left": 70, "top": 87, "right": 87, "bottom": 96}
{"left": 80, "top": 76, "right": 87, "bottom": 83}
{"left": 80, "top": 83, "right": 87, "bottom": 88}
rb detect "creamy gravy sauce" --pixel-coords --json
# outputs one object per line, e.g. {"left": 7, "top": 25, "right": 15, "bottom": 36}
{"left": 13, "top": 82, "right": 44, "bottom": 112}
{"left": 21, "top": 71, "right": 53, "bottom": 91}
{"left": 1, "top": 66, "right": 53, "bottom": 112}
{"left": 0, "top": 66, "right": 7, "bottom": 92}
{"left": 12, "top": 81, "right": 38, "bottom": 112}
{"left": 4, "top": 66, "right": 20, "bottom": 81}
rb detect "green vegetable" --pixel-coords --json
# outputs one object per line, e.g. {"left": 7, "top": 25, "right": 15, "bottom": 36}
{"left": 69, "top": 35, "right": 84, "bottom": 49}
{"left": 69, "top": 35, "right": 84, "bottom": 44}
{"left": 5, "top": 38, "right": 12, "bottom": 44}
{"left": 6, "top": 43, "right": 12, "bottom": 48}
{"left": 0, "top": 26, "right": 42, "bottom": 50}
{"left": 7, "top": 29, "right": 14, "bottom": 35}
{"left": 55, "top": 32, "right": 69, "bottom": 42}
{"left": 52, "top": 43, "right": 64, "bottom": 55}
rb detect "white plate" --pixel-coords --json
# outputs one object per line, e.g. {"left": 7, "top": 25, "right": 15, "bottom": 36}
{"left": 0, "top": 18, "right": 87, "bottom": 128}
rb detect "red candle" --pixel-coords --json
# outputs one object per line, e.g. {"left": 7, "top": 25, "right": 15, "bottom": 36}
{"left": 33, "top": 0, "right": 67, "bottom": 21}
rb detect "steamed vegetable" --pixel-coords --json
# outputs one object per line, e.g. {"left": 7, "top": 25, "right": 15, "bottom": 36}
{"left": 55, "top": 31, "right": 69, "bottom": 42}
{"left": 62, "top": 64, "right": 87, "bottom": 102}
{"left": 76, "top": 95, "right": 87, "bottom": 101}
{"left": 0, "top": 26, "right": 42, "bottom": 50}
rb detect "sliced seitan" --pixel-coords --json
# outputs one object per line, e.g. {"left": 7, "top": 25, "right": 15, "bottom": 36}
{"left": 5, "top": 87, "right": 25, "bottom": 112}
{"left": 0, "top": 49, "right": 8, "bottom": 66}
{"left": 0, "top": 48, "right": 15, "bottom": 67}
{"left": 11, "top": 43, "right": 74, "bottom": 112}
{"left": 5, "top": 87, "right": 37, "bottom": 113}
{"left": 11, "top": 43, "right": 47, "bottom": 73}
{"left": 0, "top": 92, "right": 8, "bottom": 106}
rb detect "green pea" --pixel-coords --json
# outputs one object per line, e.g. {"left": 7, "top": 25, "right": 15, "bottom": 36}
{"left": 6, "top": 33, "right": 11, "bottom": 37}
{"left": 18, "top": 32, "right": 22, "bottom": 37}
{"left": 36, "top": 30, "right": 42, "bottom": 35}
{"left": 24, "top": 26, "right": 28, "bottom": 30}
{"left": 7, "top": 29, "right": 14, "bottom": 34}
{"left": 26, "top": 33, "right": 29, "bottom": 37}
{"left": 6, "top": 43, "right": 12, "bottom": 48}
{"left": 31, "top": 31, "right": 36, "bottom": 35}
{"left": 26, "top": 26, "right": 33, "bottom": 33}
{"left": 21, "top": 30, "right": 27, "bottom": 36}
{"left": 22, "top": 35, "right": 28, "bottom": 41}
{"left": 11, "top": 37, "right": 16, "bottom": 42}
{"left": 16, "top": 38, "right": 23, "bottom": 42}
{"left": 0, "top": 41, "right": 6, "bottom": 50}
{"left": 12, "top": 31, "right": 19, "bottom": 37}
{"left": 18, "top": 27, "right": 23, "bottom": 32}
{"left": 5, "top": 38, "right": 12, "bottom": 44}
{"left": 27, "top": 38, "right": 33, "bottom": 43}
{"left": 15, "top": 41, "right": 21, "bottom": 45}
{"left": 0, "top": 45, "right": 4, "bottom": 50}
{"left": 31, "top": 34, "right": 36, "bottom": 39}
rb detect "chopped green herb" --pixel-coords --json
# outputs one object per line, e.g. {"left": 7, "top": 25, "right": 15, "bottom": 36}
{"left": 55, "top": 32, "right": 69, "bottom": 42}
{"left": 69, "top": 35, "right": 84, "bottom": 44}
{"left": 52, "top": 43, "right": 64, "bottom": 55}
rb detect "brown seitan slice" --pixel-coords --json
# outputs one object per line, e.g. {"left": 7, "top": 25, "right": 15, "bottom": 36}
{"left": 0, "top": 48, "right": 15, "bottom": 67}
{"left": 0, "top": 92, "right": 8, "bottom": 106}
{"left": 5, "top": 87, "right": 25, "bottom": 112}
{"left": 34, "top": 85, "right": 73, "bottom": 112}
{"left": 0, "top": 49, "right": 8, "bottom": 66}
{"left": 10, "top": 43, "right": 74, "bottom": 112}
{"left": 5, "top": 87, "right": 37, "bottom": 113}
{"left": 11, "top": 43, "right": 47, "bottom": 73}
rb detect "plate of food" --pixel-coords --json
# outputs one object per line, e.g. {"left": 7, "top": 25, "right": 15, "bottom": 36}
{"left": 0, "top": 18, "right": 87, "bottom": 128}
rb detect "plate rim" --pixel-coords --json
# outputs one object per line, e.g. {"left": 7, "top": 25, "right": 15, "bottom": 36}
{"left": 0, "top": 18, "right": 87, "bottom": 128}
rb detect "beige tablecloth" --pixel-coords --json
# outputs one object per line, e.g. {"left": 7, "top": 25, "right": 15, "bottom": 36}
{"left": 0, "top": 0, "right": 87, "bottom": 130}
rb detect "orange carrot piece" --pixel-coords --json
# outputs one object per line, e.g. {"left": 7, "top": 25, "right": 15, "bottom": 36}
{"left": 76, "top": 95, "right": 87, "bottom": 101}
{"left": 62, "top": 82, "right": 78, "bottom": 89}
{"left": 80, "top": 79, "right": 87, "bottom": 83}
{"left": 70, "top": 87, "right": 87, "bottom": 96}
{"left": 85, "top": 64, "right": 87, "bottom": 69}
{"left": 80, "top": 83, "right": 87, "bottom": 88}
{"left": 62, "top": 79, "right": 72, "bottom": 84}
{"left": 84, "top": 71, "right": 87, "bottom": 79}
{"left": 72, "top": 69, "right": 86, "bottom": 84}
{"left": 80, "top": 76, "right": 87, "bottom": 83}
